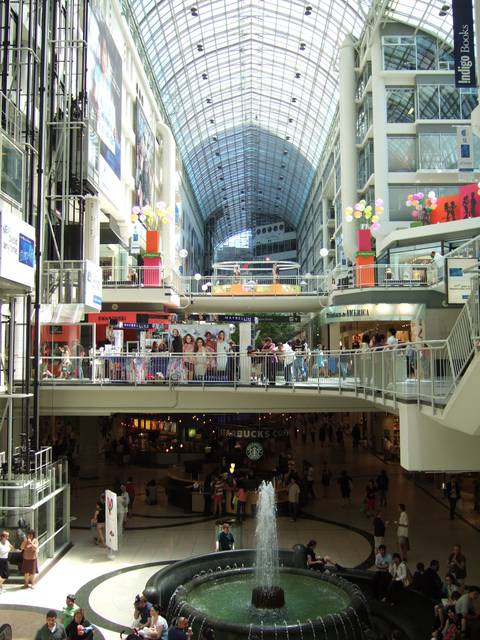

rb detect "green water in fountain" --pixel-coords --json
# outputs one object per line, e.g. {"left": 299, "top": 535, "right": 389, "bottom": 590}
{"left": 185, "top": 572, "right": 350, "bottom": 624}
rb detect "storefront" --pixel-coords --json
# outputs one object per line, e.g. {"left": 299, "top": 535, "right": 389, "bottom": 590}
{"left": 320, "top": 303, "right": 425, "bottom": 349}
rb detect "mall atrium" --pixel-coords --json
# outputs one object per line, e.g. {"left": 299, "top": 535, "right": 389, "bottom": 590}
{"left": 1, "top": 0, "right": 480, "bottom": 639}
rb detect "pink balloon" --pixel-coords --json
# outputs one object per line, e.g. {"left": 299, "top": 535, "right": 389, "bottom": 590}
{"left": 371, "top": 222, "right": 380, "bottom": 231}
{"left": 412, "top": 210, "right": 419, "bottom": 218}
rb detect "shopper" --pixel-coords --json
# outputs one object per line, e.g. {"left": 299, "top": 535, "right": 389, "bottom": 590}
{"left": 445, "top": 476, "right": 461, "bottom": 520}
{"left": 126, "top": 476, "right": 136, "bottom": 516}
{"left": 133, "top": 595, "right": 153, "bottom": 629}
{"left": 167, "top": 617, "right": 193, "bottom": 640}
{"left": 216, "top": 523, "right": 234, "bottom": 551}
{"left": 321, "top": 462, "right": 332, "bottom": 498}
{"left": 0, "top": 530, "right": 14, "bottom": 593}
{"left": 455, "top": 586, "right": 480, "bottom": 635}
{"left": 338, "top": 470, "right": 352, "bottom": 506}
{"left": 373, "top": 512, "right": 387, "bottom": 550}
{"left": 396, "top": 504, "right": 409, "bottom": 561}
{"left": 20, "top": 528, "right": 39, "bottom": 588}
{"left": 35, "top": 610, "right": 66, "bottom": 640}
{"left": 65, "top": 609, "right": 94, "bottom": 640}
{"left": 91, "top": 495, "right": 106, "bottom": 547}
{"left": 60, "top": 594, "right": 79, "bottom": 630}
{"left": 288, "top": 477, "right": 301, "bottom": 521}
{"left": 372, "top": 544, "right": 392, "bottom": 600}
{"left": 376, "top": 469, "right": 389, "bottom": 507}
{"left": 447, "top": 544, "right": 467, "bottom": 588}
{"left": 388, "top": 553, "right": 408, "bottom": 604}
{"left": 138, "top": 603, "right": 168, "bottom": 640}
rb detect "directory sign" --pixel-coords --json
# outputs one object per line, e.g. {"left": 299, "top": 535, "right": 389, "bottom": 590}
{"left": 446, "top": 257, "right": 477, "bottom": 304}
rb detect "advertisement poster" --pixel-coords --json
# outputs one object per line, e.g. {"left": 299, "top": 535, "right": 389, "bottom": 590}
{"left": 457, "top": 125, "right": 474, "bottom": 172}
{"left": 167, "top": 324, "right": 232, "bottom": 376}
{"left": 446, "top": 257, "right": 477, "bottom": 304}
{"left": 87, "top": 3, "right": 122, "bottom": 205}
{"left": 0, "top": 210, "right": 35, "bottom": 288}
{"left": 84, "top": 259, "right": 103, "bottom": 310}
{"left": 134, "top": 101, "right": 155, "bottom": 208}
{"left": 105, "top": 489, "right": 118, "bottom": 551}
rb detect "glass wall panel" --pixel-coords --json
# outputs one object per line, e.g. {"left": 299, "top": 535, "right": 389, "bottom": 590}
{"left": 388, "top": 137, "right": 417, "bottom": 172}
{"left": 416, "top": 35, "right": 437, "bottom": 70}
{"left": 461, "top": 90, "right": 477, "bottom": 119}
{"left": 418, "top": 133, "right": 456, "bottom": 170}
{"left": 386, "top": 89, "right": 415, "bottom": 123}
{"left": 418, "top": 85, "right": 439, "bottom": 119}
{"left": 383, "top": 36, "right": 416, "bottom": 70}
{"left": 440, "top": 85, "right": 461, "bottom": 119}
{"left": 0, "top": 135, "right": 24, "bottom": 207}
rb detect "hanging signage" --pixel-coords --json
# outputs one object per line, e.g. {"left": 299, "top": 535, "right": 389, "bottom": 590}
{"left": 452, "top": 0, "right": 476, "bottom": 88}
{"left": 0, "top": 210, "right": 35, "bottom": 288}
{"left": 446, "top": 257, "right": 477, "bottom": 304}
{"left": 105, "top": 489, "right": 118, "bottom": 552}
{"left": 84, "top": 259, "right": 103, "bottom": 310}
{"left": 130, "top": 224, "right": 141, "bottom": 255}
{"left": 457, "top": 125, "right": 474, "bottom": 172}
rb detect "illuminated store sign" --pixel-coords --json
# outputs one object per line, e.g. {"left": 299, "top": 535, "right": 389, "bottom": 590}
{"left": 452, "top": 0, "right": 476, "bottom": 88}
{"left": 320, "top": 303, "right": 425, "bottom": 324}
{"left": 0, "top": 210, "right": 35, "bottom": 288}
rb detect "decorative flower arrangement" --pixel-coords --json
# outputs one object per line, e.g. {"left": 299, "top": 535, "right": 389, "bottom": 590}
{"left": 344, "top": 198, "right": 384, "bottom": 230}
{"left": 130, "top": 201, "right": 173, "bottom": 230}
{"left": 406, "top": 191, "right": 437, "bottom": 225}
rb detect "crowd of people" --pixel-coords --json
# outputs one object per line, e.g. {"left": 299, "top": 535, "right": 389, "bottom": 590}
{"left": 39, "top": 324, "right": 432, "bottom": 385}
{"left": 34, "top": 595, "right": 94, "bottom": 640}
{"left": 373, "top": 542, "right": 480, "bottom": 638}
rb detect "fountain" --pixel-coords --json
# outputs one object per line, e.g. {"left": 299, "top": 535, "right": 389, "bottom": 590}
{"left": 251, "top": 482, "right": 284, "bottom": 609}
{"left": 155, "top": 481, "right": 371, "bottom": 639}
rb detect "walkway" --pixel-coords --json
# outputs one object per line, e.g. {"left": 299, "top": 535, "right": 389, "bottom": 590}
{"left": 1, "top": 434, "right": 479, "bottom": 639}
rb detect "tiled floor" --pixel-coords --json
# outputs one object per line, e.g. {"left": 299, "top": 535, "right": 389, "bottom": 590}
{"left": 1, "top": 433, "right": 479, "bottom": 639}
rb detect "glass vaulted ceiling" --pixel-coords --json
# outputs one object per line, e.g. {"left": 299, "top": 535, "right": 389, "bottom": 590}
{"left": 130, "top": 0, "right": 453, "bottom": 245}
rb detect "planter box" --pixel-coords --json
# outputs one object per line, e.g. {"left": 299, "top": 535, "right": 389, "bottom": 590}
{"left": 355, "top": 254, "right": 375, "bottom": 288}
{"left": 356, "top": 228, "right": 372, "bottom": 252}
{"left": 146, "top": 230, "right": 160, "bottom": 253}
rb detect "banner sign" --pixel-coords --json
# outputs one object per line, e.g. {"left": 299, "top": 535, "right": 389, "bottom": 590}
{"left": 446, "top": 257, "right": 477, "bottom": 304}
{"left": 452, "top": 0, "right": 476, "bottom": 88}
{"left": 84, "top": 259, "right": 102, "bottom": 310}
{"left": 105, "top": 490, "right": 118, "bottom": 551}
{"left": 0, "top": 210, "right": 35, "bottom": 288}
{"left": 457, "top": 125, "right": 474, "bottom": 172}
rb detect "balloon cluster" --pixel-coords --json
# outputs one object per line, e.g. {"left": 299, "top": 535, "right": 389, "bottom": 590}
{"left": 406, "top": 191, "right": 437, "bottom": 225}
{"left": 130, "top": 202, "right": 173, "bottom": 230}
{"left": 344, "top": 198, "right": 384, "bottom": 231}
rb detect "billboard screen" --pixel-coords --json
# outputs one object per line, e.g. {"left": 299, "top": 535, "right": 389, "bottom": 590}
{"left": 87, "top": 3, "right": 122, "bottom": 204}
{"left": 134, "top": 101, "right": 155, "bottom": 208}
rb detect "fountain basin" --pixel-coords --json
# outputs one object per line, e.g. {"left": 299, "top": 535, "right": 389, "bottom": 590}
{"left": 251, "top": 585, "right": 285, "bottom": 609}
{"left": 168, "top": 567, "right": 368, "bottom": 639}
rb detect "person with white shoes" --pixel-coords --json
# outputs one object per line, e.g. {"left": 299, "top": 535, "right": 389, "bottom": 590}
{"left": 0, "top": 530, "right": 14, "bottom": 593}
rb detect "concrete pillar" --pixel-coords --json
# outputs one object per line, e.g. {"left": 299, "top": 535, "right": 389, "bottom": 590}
{"left": 399, "top": 404, "right": 480, "bottom": 470}
{"left": 157, "top": 122, "right": 177, "bottom": 278}
{"left": 83, "top": 196, "right": 100, "bottom": 265}
{"left": 239, "top": 322, "right": 252, "bottom": 384}
{"left": 78, "top": 416, "right": 100, "bottom": 479}
{"left": 370, "top": 27, "right": 389, "bottom": 229}
{"left": 322, "top": 198, "right": 330, "bottom": 273}
{"left": 339, "top": 34, "right": 358, "bottom": 262}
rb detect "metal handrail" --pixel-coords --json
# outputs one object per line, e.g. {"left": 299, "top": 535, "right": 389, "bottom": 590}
{"left": 38, "top": 340, "right": 456, "bottom": 405}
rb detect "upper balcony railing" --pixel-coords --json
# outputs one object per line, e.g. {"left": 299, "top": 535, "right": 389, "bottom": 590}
{"left": 99, "top": 263, "right": 438, "bottom": 297}
{"left": 42, "top": 260, "right": 87, "bottom": 304}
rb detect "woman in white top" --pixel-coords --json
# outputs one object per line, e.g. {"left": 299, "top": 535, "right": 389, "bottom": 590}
{"left": 0, "top": 530, "right": 14, "bottom": 592}
{"left": 396, "top": 503, "right": 409, "bottom": 560}
{"left": 216, "top": 330, "right": 229, "bottom": 374}
{"left": 388, "top": 552, "right": 408, "bottom": 603}
{"left": 138, "top": 604, "right": 168, "bottom": 640}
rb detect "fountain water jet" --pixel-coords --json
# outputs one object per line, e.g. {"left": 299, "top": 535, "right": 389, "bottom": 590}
{"left": 251, "top": 481, "right": 285, "bottom": 609}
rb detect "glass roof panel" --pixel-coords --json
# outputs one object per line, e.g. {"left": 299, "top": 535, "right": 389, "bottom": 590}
{"left": 130, "top": 0, "right": 452, "bottom": 243}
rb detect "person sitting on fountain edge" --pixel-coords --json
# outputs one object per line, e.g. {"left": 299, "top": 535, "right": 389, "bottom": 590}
{"left": 167, "top": 617, "right": 193, "bottom": 640}
{"left": 216, "top": 522, "right": 235, "bottom": 551}
{"left": 305, "top": 540, "right": 340, "bottom": 572}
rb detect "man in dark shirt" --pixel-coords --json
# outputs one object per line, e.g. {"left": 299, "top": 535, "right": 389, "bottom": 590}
{"left": 168, "top": 616, "right": 193, "bottom": 640}
{"left": 422, "top": 560, "right": 443, "bottom": 602}
{"left": 445, "top": 476, "right": 461, "bottom": 520}
{"left": 216, "top": 523, "right": 234, "bottom": 551}
{"left": 373, "top": 511, "right": 386, "bottom": 550}
{"left": 376, "top": 470, "right": 389, "bottom": 507}
{"left": 35, "top": 610, "right": 67, "bottom": 640}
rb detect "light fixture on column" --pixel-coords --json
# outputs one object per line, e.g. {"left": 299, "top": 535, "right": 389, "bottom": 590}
{"left": 179, "top": 249, "right": 188, "bottom": 258}
{"left": 194, "top": 273, "right": 202, "bottom": 281}
{"left": 320, "top": 247, "right": 329, "bottom": 257}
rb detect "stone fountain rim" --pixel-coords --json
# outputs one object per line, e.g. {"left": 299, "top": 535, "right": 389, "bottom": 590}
{"left": 171, "top": 565, "right": 366, "bottom": 634}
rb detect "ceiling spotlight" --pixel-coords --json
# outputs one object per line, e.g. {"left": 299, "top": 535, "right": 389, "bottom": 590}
{"left": 439, "top": 3, "right": 450, "bottom": 15}
{"left": 299, "top": 42, "right": 306, "bottom": 51}
{"left": 305, "top": 5, "right": 312, "bottom": 15}
{"left": 190, "top": 6, "right": 198, "bottom": 16}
